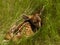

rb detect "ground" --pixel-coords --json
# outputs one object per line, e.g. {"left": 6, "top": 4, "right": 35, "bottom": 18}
{"left": 0, "top": 0, "right": 60, "bottom": 45}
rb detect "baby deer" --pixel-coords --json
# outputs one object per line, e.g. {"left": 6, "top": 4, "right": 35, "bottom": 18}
{"left": 4, "top": 6, "right": 45, "bottom": 41}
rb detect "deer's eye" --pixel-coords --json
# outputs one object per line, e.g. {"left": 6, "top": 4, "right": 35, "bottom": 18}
{"left": 33, "top": 21, "right": 37, "bottom": 23}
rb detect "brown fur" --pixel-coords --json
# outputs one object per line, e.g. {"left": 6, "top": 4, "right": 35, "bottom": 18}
{"left": 4, "top": 13, "right": 41, "bottom": 40}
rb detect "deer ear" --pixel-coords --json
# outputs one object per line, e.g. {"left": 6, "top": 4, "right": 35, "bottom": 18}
{"left": 22, "top": 15, "right": 30, "bottom": 20}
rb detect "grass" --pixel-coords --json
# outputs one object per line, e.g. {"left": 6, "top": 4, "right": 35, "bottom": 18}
{"left": 0, "top": 0, "right": 60, "bottom": 45}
